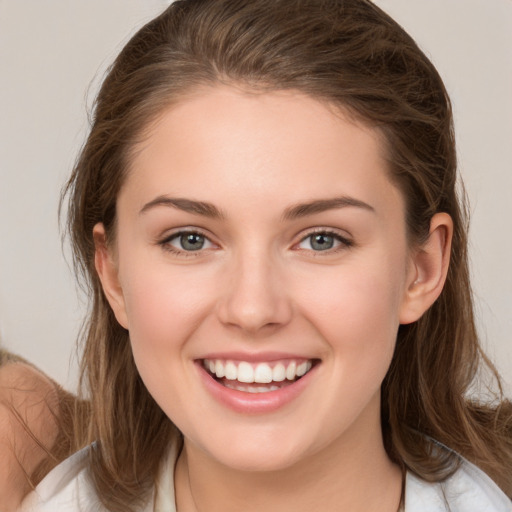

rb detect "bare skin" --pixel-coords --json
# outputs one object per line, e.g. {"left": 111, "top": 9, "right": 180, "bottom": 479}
{"left": 96, "top": 86, "right": 451, "bottom": 512}
{"left": 0, "top": 361, "right": 59, "bottom": 512}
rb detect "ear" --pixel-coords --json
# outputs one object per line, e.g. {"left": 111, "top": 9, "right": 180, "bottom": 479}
{"left": 399, "top": 213, "right": 453, "bottom": 325}
{"left": 93, "top": 223, "right": 129, "bottom": 329}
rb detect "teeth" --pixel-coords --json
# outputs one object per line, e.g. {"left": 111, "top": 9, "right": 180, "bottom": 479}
{"left": 215, "top": 360, "right": 225, "bottom": 378}
{"left": 225, "top": 361, "right": 237, "bottom": 380}
{"left": 272, "top": 363, "right": 286, "bottom": 382}
{"left": 296, "top": 361, "right": 312, "bottom": 376}
{"left": 237, "top": 362, "right": 254, "bottom": 383}
{"left": 224, "top": 382, "right": 281, "bottom": 393}
{"left": 254, "top": 363, "right": 273, "bottom": 383}
{"left": 285, "top": 361, "right": 296, "bottom": 380}
{"left": 204, "top": 358, "right": 314, "bottom": 384}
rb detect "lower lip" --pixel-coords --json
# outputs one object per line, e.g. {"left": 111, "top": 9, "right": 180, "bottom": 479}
{"left": 196, "top": 362, "right": 318, "bottom": 414}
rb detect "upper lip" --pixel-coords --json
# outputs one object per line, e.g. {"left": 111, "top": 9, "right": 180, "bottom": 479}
{"left": 196, "top": 351, "right": 317, "bottom": 363}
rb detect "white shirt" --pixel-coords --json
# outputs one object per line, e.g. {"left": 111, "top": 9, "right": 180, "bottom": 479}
{"left": 20, "top": 440, "right": 512, "bottom": 512}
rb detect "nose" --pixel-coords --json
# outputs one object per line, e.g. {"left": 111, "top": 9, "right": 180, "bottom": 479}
{"left": 216, "top": 249, "right": 293, "bottom": 335}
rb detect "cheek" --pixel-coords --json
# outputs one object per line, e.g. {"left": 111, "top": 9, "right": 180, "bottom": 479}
{"left": 119, "top": 260, "right": 217, "bottom": 363}
{"left": 119, "top": 262, "right": 219, "bottom": 416}
{"left": 295, "top": 257, "right": 406, "bottom": 361}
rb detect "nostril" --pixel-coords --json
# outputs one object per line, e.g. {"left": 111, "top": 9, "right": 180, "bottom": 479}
{"left": 215, "top": 272, "right": 293, "bottom": 332}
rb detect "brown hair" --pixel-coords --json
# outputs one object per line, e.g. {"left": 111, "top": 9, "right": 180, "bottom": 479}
{"left": 0, "top": 349, "right": 88, "bottom": 496}
{"left": 62, "top": 1, "right": 512, "bottom": 510}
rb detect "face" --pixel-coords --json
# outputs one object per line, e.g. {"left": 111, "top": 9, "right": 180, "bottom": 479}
{"left": 97, "top": 86, "right": 423, "bottom": 472}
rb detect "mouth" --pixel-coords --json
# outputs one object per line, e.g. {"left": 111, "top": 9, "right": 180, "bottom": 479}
{"left": 200, "top": 358, "right": 318, "bottom": 394}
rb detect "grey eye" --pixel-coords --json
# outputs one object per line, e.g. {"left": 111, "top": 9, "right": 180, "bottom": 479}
{"left": 309, "top": 233, "right": 335, "bottom": 251}
{"left": 297, "top": 232, "right": 349, "bottom": 252}
{"left": 169, "top": 232, "right": 213, "bottom": 251}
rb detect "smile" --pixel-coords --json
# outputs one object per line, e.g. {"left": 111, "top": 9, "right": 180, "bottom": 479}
{"left": 199, "top": 357, "right": 317, "bottom": 398}
{"left": 196, "top": 354, "right": 320, "bottom": 413}
{"left": 203, "top": 358, "right": 312, "bottom": 385}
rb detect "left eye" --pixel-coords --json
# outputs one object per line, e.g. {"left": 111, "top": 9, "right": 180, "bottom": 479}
{"left": 298, "top": 232, "right": 347, "bottom": 251}
{"left": 167, "top": 232, "right": 214, "bottom": 252}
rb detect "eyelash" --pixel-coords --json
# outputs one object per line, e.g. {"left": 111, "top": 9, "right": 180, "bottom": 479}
{"left": 158, "top": 228, "right": 353, "bottom": 257}
{"left": 295, "top": 229, "right": 354, "bottom": 254}
{"left": 159, "top": 229, "right": 214, "bottom": 257}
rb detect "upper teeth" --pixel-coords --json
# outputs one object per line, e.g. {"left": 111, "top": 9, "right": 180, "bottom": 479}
{"left": 203, "top": 359, "right": 313, "bottom": 384}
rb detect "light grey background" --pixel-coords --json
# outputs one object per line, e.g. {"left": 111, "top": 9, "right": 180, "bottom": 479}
{"left": 1, "top": 1, "right": 511, "bottom": 394}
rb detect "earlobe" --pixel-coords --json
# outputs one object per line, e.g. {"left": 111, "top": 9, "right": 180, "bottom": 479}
{"left": 93, "top": 223, "right": 129, "bottom": 329}
{"left": 399, "top": 213, "right": 453, "bottom": 325}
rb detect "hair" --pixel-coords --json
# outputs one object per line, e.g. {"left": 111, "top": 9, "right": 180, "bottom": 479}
{"left": 61, "top": 0, "right": 512, "bottom": 510}
{"left": 0, "top": 349, "right": 88, "bottom": 492}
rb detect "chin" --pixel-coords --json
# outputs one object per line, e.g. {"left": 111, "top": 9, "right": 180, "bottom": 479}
{"left": 215, "top": 448, "right": 304, "bottom": 473}
{"left": 195, "top": 426, "right": 317, "bottom": 473}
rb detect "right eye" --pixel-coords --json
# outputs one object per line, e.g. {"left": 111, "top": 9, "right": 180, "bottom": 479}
{"left": 161, "top": 230, "right": 215, "bottom": 254}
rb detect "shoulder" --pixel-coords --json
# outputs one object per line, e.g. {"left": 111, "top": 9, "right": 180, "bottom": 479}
{"left": 19, "top": 445, "right": 102, "bottom": 512}
{"left": 19, "top": 444, "right": 154, "bottom": 512}
{"left": 405, "top": 455, "right": 512, "bottom": 512}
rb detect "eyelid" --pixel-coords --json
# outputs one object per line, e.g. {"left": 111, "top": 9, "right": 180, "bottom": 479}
{"left": 156, "top": 226, "right": 353, "bottom": 256}
{"left": 158, "top": 227, "right": 219, "bottom": 256}
{"left": 293, "top": 227, "right": 354, "bottom": 252}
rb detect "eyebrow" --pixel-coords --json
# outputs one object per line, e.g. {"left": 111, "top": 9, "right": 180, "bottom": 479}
{"left": 139, "top": 196, "right": 225, "bottom": 219}
{"left": 139, "top": 195, "right": 374, "bottom": 220}
{"left": 282, "top": 196, "right": 375, "bottom": 220}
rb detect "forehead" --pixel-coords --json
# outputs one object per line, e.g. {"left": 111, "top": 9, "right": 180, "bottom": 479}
{"left": 120, "top": 86, "right": 403, "bottom": 219}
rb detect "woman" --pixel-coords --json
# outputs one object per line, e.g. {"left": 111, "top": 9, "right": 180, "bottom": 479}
{"left": 13, "top": 0, "right": 512, "bottom": 510}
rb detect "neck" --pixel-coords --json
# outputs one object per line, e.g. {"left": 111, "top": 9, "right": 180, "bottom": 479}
{"left": 175, "top": 399, "right": 402, "bottom": 512}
